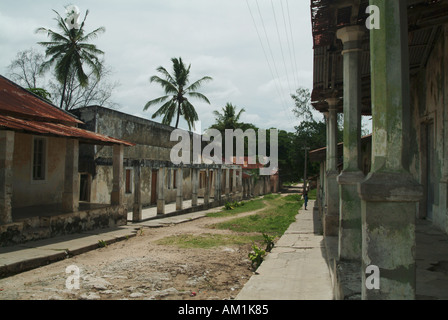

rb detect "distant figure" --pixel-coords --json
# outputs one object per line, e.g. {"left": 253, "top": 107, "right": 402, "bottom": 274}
{"left": 303, "top": 187, "right": 308, "bottom": 210}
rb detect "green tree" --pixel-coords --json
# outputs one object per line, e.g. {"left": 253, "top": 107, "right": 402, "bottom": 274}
{"left": 144, "top": 57, "right": 213, "bottom": 130}
{"left": 36, "top": 5, "right": 105, "bottom": 109}
{"left": 210, "top": 103, "right": 246, "bottom": 132}
{"left": 291, "top": 87, "right": 313, "bottom": 122}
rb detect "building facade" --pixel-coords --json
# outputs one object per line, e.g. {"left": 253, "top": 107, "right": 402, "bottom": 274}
{"left": 310, "top": 0, "right": 448, "bottom": 299}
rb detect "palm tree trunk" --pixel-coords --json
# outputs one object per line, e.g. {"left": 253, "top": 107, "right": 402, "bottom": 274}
{"left": 175, "top": 102, "right": 181, "bottom": 128}
{"left": 60, "top": 72, "right": 68, "bottom": 109}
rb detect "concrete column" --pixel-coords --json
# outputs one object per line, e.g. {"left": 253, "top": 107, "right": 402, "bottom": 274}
{"left": 323, "top": 101, "right": 340, "bottom": 237}
{"left": 215, "top": 167, "right": 222, "bottom": 205}
{"left": 225, "top": 168, "right": 230, "bottom": 202}
{"left": 191, "top": 168, "right": 198, "bottom": 207}
{"left": 204, "top": 169, "right": 210, "bottom": 208}
{"left": 111, "top": 144, "right": 124, "bottom": 206}
{"left": 358, "top": 0, "right": 423, "bottom": 299}
{"left": 132, "top": 163, "right": 142, "bottom": 222}
{"left": 232, "top": 168, "right": 237, "bottom": 199}
{"left": 157, "top": 167, "right": 165, "bottom": 215}
{"left": 336, "top": 25, "right": 365, "bottom": 261}
{"left": 176, "top": 167, "right": 183, "bottom": 210}
{"left": 0, "top": 131, "right": 14, "bottom": 225}
{"left": 238, "top": 168, "right": 243, "bottom": 200}
{"left": 62, "top": 139, "right": 79, "bottom": 212}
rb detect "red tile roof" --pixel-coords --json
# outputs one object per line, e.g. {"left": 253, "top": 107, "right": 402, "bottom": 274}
{"left": 0, "top": 75, "right": 134, "bottom": 146}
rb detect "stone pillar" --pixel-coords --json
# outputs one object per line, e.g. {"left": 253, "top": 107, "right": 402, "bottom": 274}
{"left": 358, "top": 0, "right": 423, "bottom": 299}
{"left": 62, "top": 139, "right": 79, "bottom": 213}
{"left": 323, "top": 100, "right": 340, "bottom": 237}
{"left": 336, "top": 25, "right": 365, "bottom": 261}
{"left": 111, "top": 144, "right": 124, "bottom": 206}
{"left": 157, "top": 167, "right": 165, "bottom": 215}
{"left": 215, "top": 167, "right": 222, "bottom": 205}
{"left": 176, "top": 167, "right": 183, "bottom": 211}
{"left": 238, "top": 168, "right": 243, "bottom": 200}
{"left": 0, "top": 131, "right": 14, "bottom": 225}
{"left": 225, "top": 168, "right": 230, "bottom": 202}
{"left": 191, "top": 168, "right": 198, "bottom": 207}
{"left": 204, "top": 169, "right": 210, "bottom": 208}
{"left": 132, "top": 163, "right": 142, "bottom": 222}
{"left": 232, "top": 168, "right": 237, "bottom": 199}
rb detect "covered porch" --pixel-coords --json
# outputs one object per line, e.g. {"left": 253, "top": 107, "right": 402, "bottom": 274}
{"left": 310, "top": 0, "right": 448, "bottom": 299}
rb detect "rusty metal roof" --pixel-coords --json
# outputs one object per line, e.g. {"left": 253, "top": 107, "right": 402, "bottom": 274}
{"left": 0, "top": 75, "right": 82, "bottom": 125}
{"left": 0, "top": 75, "right": 134, "bottom": 146}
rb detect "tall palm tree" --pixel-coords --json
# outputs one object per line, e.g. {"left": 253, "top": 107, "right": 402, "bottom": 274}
{"left": 144, "top": 57, "right": 213, "bottom": 130}
{"left": 36, "top": 6, "right": 105, "bottom": 109}
{"left": 211, "top": 103, "right": 246, "bottom": 131}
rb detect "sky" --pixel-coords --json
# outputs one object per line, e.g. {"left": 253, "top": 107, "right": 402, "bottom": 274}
{"left": 0, "top": 0, "right": 316, "bottom": 133}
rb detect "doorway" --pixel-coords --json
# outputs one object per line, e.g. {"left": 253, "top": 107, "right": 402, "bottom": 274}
{"left": 151, "top": 169, "right": 158, "bottom": 205}
{"left": 79, "top": 173, "right": 91, "bottom": 202}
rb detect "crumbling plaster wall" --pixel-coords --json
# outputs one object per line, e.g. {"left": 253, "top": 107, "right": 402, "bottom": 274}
{"left": 409, "top": 26, "right": 448, "bottom": 233}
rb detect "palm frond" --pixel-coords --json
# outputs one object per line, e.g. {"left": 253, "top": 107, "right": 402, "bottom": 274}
{"left": 186, "top": 76, "right": 213, "bottom": 92}
{"left": 150, "top": 75, "right": 178, "bottom": 95}
{"left": 144, "top": 95, "right": 171, "bottom": 111}
{"left": 187, "top": 91, "right": 211, "bottom": 104}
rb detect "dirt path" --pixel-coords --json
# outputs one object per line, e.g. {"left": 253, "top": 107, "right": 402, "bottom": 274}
{"left": 0, "top": 200, "right": 278, "bottom": 300}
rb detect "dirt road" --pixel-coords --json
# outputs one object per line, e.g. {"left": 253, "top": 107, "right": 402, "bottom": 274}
{"left": 0, "top": 204, "right": 271, "bottom": 300}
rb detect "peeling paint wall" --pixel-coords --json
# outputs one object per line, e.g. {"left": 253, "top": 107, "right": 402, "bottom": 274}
{"left": 409, "top": 25, "right": 448, "bottom": 233}
{"left": 74, "top": 106, "right": 196, "bottom": 210}
{"left": 12, "top": 133, "right": 66, "bottom": 208}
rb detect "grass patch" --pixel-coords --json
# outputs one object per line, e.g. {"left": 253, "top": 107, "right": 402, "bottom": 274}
{"left": 156, "top": 233, "right": 263, "bottom": 249}
{"left": 206, "top": 198, "right": 265, "bottom": 218}
{"left": 308, "top": 188, "right": 317, "bottom": 200}
{"left": 212, "top": 196, "right": 304, "bottom": 237}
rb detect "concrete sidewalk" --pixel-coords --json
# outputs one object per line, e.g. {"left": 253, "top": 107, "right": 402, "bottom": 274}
{"left": 236, "top": 200, "right": 334, "bottom": 300}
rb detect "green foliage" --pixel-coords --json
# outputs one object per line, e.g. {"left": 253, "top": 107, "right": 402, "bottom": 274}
{"left": 36, "top": 6, "right": 105, "bottom": 109}
{"left": 206, "top": 199, "right": 264, "bottom": 217}
{"left": 144, "top": 57, "right": 212, "bottom": 130}
{"left": 262, "top": 233, "right": 275, "bottom": 252}
{"left": 248, "top": 244, "right": 266, "bottom": 270}
{"left": 213, "top": 195, "right": 304, "bottom": 236}
{"left": 224, "top": 200, "right": 245, "bottom": 211}
{"left": 98, "top": 239, "right": 107, "bottom": 248}
{"left": 156, "top": 233, "right": 263, "bottom": 249}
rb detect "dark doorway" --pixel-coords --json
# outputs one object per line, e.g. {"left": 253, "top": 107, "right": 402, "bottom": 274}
{"left": 151, "top": 170, "right": 158, "bottom": 205}
{"left": 79, "top": 173, "right": 91, "bottom": 202}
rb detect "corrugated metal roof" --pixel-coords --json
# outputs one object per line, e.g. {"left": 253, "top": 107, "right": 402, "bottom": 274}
{"left": 0, "top": 75, "right": 82, "bottom": 125}
{"left": 0, "top": 75, "right": 134, "bottom": 146}
{"left": 0, "top": 114, "right": 134, "bottom": 146}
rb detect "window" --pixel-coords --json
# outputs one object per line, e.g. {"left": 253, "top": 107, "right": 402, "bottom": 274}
{"left": 32, "top": 137, "right": 46, "bottom": 181}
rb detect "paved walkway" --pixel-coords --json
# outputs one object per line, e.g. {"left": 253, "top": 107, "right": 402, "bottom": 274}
{"left": 236, "top": 200, "right": 334, "bottom": 300}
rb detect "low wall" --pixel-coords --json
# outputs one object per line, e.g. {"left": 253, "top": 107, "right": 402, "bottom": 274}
{"left": 0, "top": 205, "right": 127, "bottom": 247}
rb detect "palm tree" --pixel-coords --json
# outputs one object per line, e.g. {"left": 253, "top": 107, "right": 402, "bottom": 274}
{"left": 144, "top": 57, "right": 213, "bottom": 130}
{"left": 211, "top": 103, "right": 246, "bottom": 131}
{"left": 36, "top": 6, "right": 105, "bottom": 109}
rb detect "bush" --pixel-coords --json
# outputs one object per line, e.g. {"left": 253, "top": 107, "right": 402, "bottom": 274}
{"left": 248, "top": 244, "right": 266, "bottom": 270}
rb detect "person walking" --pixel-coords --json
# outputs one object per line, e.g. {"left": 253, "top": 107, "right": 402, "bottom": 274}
{"left": 303, "top": 187, "right": 308, "bottom": 210}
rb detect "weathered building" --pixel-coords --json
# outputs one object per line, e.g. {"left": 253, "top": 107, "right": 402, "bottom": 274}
{"left": 0, "top": 75, "right": 134, "bottom": 246}
{"left": 71, "top": 106, "right": 250, "bottom": 221}
{"left": 310, "top": 0, "right": 448, "bottom": 299}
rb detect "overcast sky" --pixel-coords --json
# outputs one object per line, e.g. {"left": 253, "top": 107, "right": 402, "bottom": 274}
{"left": 0, "top": 0, "right": 315, "bottom": 133}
